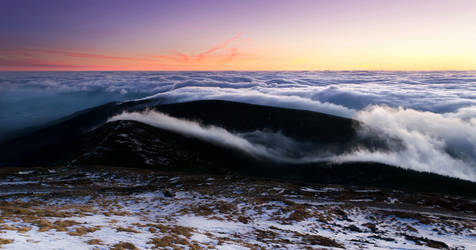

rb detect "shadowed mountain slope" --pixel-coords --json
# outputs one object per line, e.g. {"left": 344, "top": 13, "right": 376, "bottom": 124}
{"left": 0, "top": 100, "right": 367, "bottom": 165}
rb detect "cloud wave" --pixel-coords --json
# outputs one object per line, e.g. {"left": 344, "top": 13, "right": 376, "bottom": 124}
{"left": 335, "top": 105, "right": 476, "bottom": 181}
{"left": 109, "top": 106, "right": 476, "bottom": 182}
{"left": 108, "top": 110, "right": 327, "bottom": 163}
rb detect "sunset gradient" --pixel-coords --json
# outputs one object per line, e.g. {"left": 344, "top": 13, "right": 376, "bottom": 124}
{"left": 1, "top": 0, "right": 475, "bottom": 71}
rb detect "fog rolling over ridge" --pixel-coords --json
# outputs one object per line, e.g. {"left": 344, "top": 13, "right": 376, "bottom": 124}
{"left": 1, "top": 71, "right": 476, "bottom": 181}
{"left": 109, "top": 105, "right": 476, "bottom": 182}
{"left": 109, "top": 110, "right": 332, "bottom": 163}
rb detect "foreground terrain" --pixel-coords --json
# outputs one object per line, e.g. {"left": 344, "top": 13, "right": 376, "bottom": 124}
{"left": 0, "top": 166, "right": 475, "bottom": 249}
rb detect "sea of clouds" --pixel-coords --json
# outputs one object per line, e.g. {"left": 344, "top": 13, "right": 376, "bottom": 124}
{"left": 1, "top": 71, "right": 476, "bottom": 180}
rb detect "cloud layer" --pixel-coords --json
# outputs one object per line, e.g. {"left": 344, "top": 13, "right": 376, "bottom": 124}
{"left": 2, "top": 71, "right": 476, "bottom": 181}
{"left": 3, "top": 71, "right": 474, "bottom": 114}
{"left": 2, "top": 71, "right": 475, "bottom": 132}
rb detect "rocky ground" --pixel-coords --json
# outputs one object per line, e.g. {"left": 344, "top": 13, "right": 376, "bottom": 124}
{"left": 0, "top": 166, "right": 475, "bottom": 249}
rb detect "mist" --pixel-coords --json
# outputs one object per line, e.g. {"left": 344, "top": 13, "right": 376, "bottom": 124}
{"left": 108, "top": 110, "right": 328, "bottom": 163}
{"left": 109, "top": 105, "right": 476, "bottom": 182}
{"left": 335, "top": 105, "right": 476, "bottom": 181}
{"left": 2, "top": 71, "right": 476, "bottom": 181}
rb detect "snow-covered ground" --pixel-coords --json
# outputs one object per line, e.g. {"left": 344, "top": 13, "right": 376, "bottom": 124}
{"left": 0, "top": 166, "right": 475, "bottom": 249}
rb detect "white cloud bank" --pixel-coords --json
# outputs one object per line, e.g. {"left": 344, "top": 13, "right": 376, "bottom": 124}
{"left": 109, "top": 105, "right": 476, "bottom": 182}
{"left": 335, "top": 105, "right": 476, "bottom": 181}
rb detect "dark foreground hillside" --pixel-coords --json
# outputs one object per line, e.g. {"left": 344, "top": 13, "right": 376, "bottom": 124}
{"left": 0, "top": 100, "right": 475, "bottom": 196}
{"left": 0, "top": 166, "right": 475, "bottom": 249}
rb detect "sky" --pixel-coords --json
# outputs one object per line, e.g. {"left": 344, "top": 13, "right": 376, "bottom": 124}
{"left": 0, "top": 0, "right": 475, "bottom": 71}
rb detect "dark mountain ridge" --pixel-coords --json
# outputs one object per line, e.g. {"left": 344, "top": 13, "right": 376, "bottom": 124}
{"left": 0, "top": 99, "right": 369, "bottom": 165}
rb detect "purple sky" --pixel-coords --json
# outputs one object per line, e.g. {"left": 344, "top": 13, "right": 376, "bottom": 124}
{"left": 1, "top": 0, "right": 475, "bottom": 70}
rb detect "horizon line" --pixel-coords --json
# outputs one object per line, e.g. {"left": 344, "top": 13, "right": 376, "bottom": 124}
{"left": 2, "top": 69, "right": 476, "bottom": 72}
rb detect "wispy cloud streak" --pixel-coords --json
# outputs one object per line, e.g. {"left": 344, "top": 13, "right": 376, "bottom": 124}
{"left": 197, "top": 33, "right": 241, "bottom": 61}
{"left": 151, "top": 33, "right": 245, "bottom": 65}
{"left": 1, "top": 33, "right": 248, "bottom": 70}
{"left": 20, "top": 49, "right": 157, "bottom": 62}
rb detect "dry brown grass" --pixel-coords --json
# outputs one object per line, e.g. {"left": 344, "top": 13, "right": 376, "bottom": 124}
{"left": 295, "top": 232, "right": 345, "bottom": 248}
{"left": 33, "top": 219, "right": 55, "bottom": 232}
{"left": 362, "top": 222, "right": 378, "bottom": 233}
{"left": 255, "top": 229, "right": 278, "bottom": 242}
{"left": 188, "top": 204, "right": 214, "bottom": 216}
{"left": 315, "top": 212, "right": 330, "bottom": 223}
{"left": 154, "top": 224, "right": 194, "bottom": 238}
{"left": 237, "top": 215, "right": 250, "bottom": 224}
{"left": 53, "top": 220, "right": 81, "bottom": 228}
{"left": 68, "top": 226, "right": 88, "bottom": 236}
{"left": 0, "top": 206, "right": 36, "bottom": 218}
{"left": 110, "top": 241, "right": 139, "bottom": 250}
{"left": 288, "top": 206, "right": 310, "bottom": 222}
{"left": 147, "top": 235, "right": 202, "bottom": 249}
{"left": 147, "top": 236, "right": 175, "bottom": 248}
{"left": 0, "top": 225, "right": 16, "bottom": 231}
{"left": 0, "top": 201, "right": 97, "bottom": 230}
{"left": 86, "top": 225, "right": 102, "bottom": 233}
{"left": 116, "top": 227, "right": 140, "bottom": 233}
{"left": 0, "top": 238, "right": 13, "bottom": 246}
{"left": 215, "top": 201, "right": 237, "bottom": 214}
{"left": 406, "top": 225, "right": 418, "bottom": 233}
{"left": 109, "top": 210, "right": 132, "bottom": 216}
{"left": 86, "top": 239, "right": 103, "bottom": 245}
{"left": 16, "top": 226, "right": 31, "bottom": 233}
